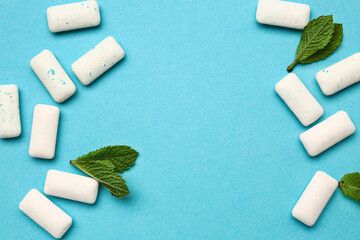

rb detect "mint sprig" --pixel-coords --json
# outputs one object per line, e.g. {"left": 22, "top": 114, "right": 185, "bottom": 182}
{"left": 70, "top": 145, "right": 139, "bottom": 198}
{"left": 287, "top": 15, "right": 343, "bottom": 72}
{"left": 339, "top": 172, "right": 360, "bottom": 201}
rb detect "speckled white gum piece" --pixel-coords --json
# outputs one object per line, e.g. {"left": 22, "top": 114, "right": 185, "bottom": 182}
{"left": 44, "top": 170, "right": 99, "bottom": 204}
{"left": 29, "top": 104, "right": 60, "bottom": 159}
{"left": 47, "top": 0, "right": 101, "bottom": 33}
{"left": 0, "top": 84, "right": 21, "bottom": 138}
{"left": 256, "top": 0, "right": 310, "bottom": 29}
{"left": 300, "top": 111, "right": 355, "bottom": 157}
{"left": 19, "top": 189, "right": 72, "bottom": 239}
{"left": 316, "top": 53, "right": 360, "bottom": 95}
{"left": 275, "top": 73, "right": 324, "bottom": 126}
{"left": 30, "top": 50, "right": 76, "bottom": 103}
{"left": 72, "top": 36, "right": 125, "bottom": 85}
{"left": 292, "top": 171, "right": 338, "bottom": 226}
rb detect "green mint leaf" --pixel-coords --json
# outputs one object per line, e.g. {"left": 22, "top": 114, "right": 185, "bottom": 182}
{"left": 73, "top": 145, "right": 138, "bottom": 173}
{"left": 287, "top": 15, "right": 335, "bottom": 72}
{"left": 339, "top": 172, "right": 360, "bottom": 201}
{"left": 301, "top": 23, "right": 343, "bottom": 64}
{"left": 71, "top": 160, "right": 130, "bottom": 198}
{"left": 296, "top": 15, "right": 334, "bottom": 59}
{"left": 70, "top": 145, "right": 139, "bottom": 198}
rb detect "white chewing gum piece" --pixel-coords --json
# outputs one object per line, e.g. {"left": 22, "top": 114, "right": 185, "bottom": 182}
{"left": 0, "top": 84, "right": 21, "bottom": 138}
{"left": 275, "top": 73, "right": 324, "bottom": 126}
{"left": 47, "top": 0, "right": 101, "bottom": 33}
{"left": 19, "top": 189, "right": 72, "bottom": 239}
{"left": 300, "top": 111, "right": 355, "bottom": 157}
{"left": 316, "top": 53, "right": 360, "bottom": 95}
{"left": 29, "top": 104, "right": 60, "bottom": 159}
{"left": 292, "top": 171, "right": 338, "bottom": 226}
{"left": 72, "top": 36, "right": 125, "bottom": 85}
{"left": 30, "top": 49, "right": 76, "bottom": 103}
{"left": 44, "top": 169, "right": 99, "bottom": 204}
{"left": 256, "top": 0, "right": 310, "bottom": 29}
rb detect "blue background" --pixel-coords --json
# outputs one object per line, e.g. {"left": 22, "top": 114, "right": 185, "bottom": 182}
{"left": 0, "top": 0, "right": 359, "bottom": 239}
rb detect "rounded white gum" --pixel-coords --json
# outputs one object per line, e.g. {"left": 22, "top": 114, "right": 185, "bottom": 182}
{"left": 30, "top": 49, "right": 76, "bottom": 103}
{"left": 0, "top": 84, "right": 21, "bottom": 138}
{"left": 72, "top": 36, "right": 125, "bottom": 85}
{"left": 29, "top": 104, "right": 60, "bottom": 159}
{"left": 256, "top": 0, "right": 310, "bottom": 29}
{"left": 316, "top": 52, "right": 360, "bottom": 95}
{"left": 44, "top": 169, "right": 99, "bottom": 204}
{"left": 300, "top": 111, "right": 355, "bottom": 157}
{"left": 292, "top": 171, "right": 338, "bottom": 226}
{"left": 47, "top": 0, "right": 101, "bottom": 33}
{"left": 19, "top": 189, "right": 72, "bottom": 239}
{"left": 275, "top": 73, "right": 324, "bottom": 126}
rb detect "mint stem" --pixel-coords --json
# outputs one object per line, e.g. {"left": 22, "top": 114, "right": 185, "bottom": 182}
{"left": 287, "top": 59, "right": 299, "bottom": 72}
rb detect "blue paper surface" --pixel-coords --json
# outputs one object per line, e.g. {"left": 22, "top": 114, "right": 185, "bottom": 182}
{"left": 0, "top": 0, "right": 359, "bottom": 239}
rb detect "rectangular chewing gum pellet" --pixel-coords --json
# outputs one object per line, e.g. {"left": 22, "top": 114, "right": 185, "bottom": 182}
{"left": 256, "top": 0, "right": 310, "bottom": 29}
{"left": 275, "top": 73, "right": 324, "bottom": 126}
{"left": 0, "top": 84, "right": 21, "bottom": 138}
{"left": 44, "top": 170, "right": 99, "bottom": 204}
{"left": 316, "top": 53, "right": 360, "bottom": 95}
{"left": 292, "top": 171, "right": 338, "bottom": 226}
{"left": 47, "top": 0, "right": 101, "bottom": 33}
{"left": 300, "top": 111, "right": 355, "bottom": 157}
{"left": 29, "top": 104, "right": 60, "bottom": 159}
{"left": 72, "top": 36, "right": 125, "bottom": 85}
{"left": 19, "top": 189, "right": 72, "bottom": 239}
{"left": 30, "top": 50, "right": 76, "bottom": 103}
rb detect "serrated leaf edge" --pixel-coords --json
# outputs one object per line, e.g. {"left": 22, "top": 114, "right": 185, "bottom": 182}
{"left": 300, "top": 23, "right": 343, "bottom": 64}
{"left": 70, "top": 145, "right": 139, "bottom": 199}
{"left": 296, "top": 15, "right": 334, "bottom": 61}
{"left": 74, "top": 145, "right": 139, "bottom": 162}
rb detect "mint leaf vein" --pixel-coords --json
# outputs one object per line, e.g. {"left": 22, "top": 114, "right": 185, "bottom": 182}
{"left": 287, "top": 15, "right": 341, "bottom": 72}
{"left": 70, "top": 145, "right": 139, "bottom": 198}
